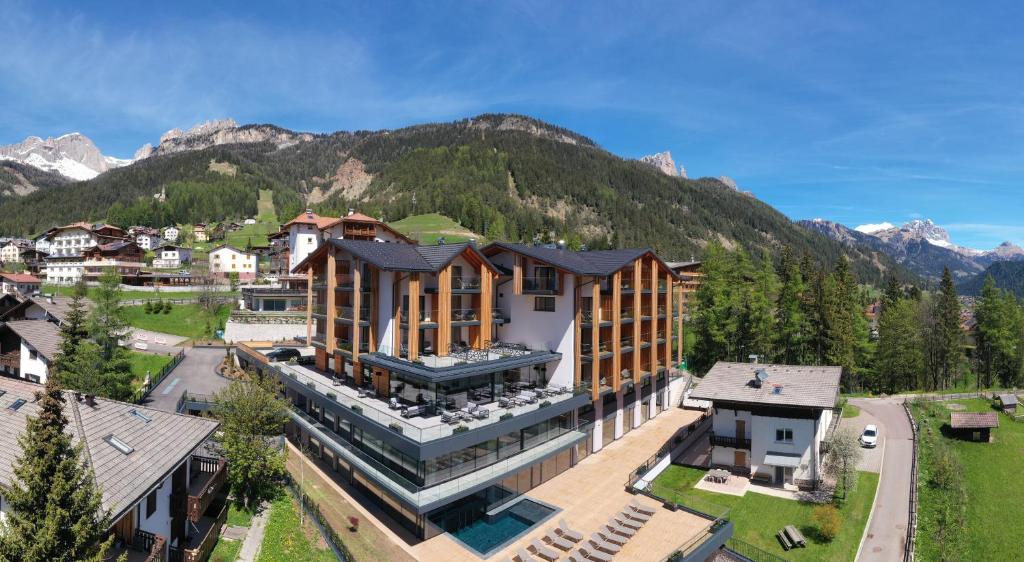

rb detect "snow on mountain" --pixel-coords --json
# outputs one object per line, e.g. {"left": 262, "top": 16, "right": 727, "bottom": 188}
{"left": 0, "top": 132, "right": 130, "bottom": 181}
{"left": 854, "top": 222, "right": 895, "bottom": 234}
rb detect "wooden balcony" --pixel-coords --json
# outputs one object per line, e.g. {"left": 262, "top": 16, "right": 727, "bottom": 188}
{"left": 105, "top": 529, "right": 165, "bottom": 562}
{"left": 186, "top": 455, "right": 227, "bottom": 523}
{"left": 708, "top": 432, "right": 751, "bottom": 450}
{"left": 182, "top": 501, "right": 227, "bottom": 562}
{"left": 0, "top": 350, "right": 19, "bottom": 369}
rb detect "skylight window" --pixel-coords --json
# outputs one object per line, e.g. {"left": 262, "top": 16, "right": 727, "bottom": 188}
{"left": 104, "top": 434, "right": 134, "bottom": 455}
{"left": 8, "top": 399, "right": 26, "bottom": 411}
{"left": 129, "top": 408, "right": 153, "bottom": 423}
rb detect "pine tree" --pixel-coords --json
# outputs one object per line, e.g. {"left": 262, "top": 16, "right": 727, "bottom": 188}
{"left": 875, "top": 298, "right": 924, "bottom": 393}
{"left": 775, "top": 250, "right": 808, "bottom": 364}
{"left": 975, "top": 276, "right": 1004, "bottom": 389}
{"left": 79, "top": 269, "right": 134, "bottom": 401}
{"left": 51, "top": 279, "right": 89, "bottom": 380}
{"left": 88, "top": 269, "right": 128, "bottom": 360}
{"left": 0, "top": 380, "right": 116, "bottom": 562}
{"left": 691, "top": 242, "right": 732, "bottom": 373}
{"left": 932, "top": 268, "right": 963, "bottom": 389}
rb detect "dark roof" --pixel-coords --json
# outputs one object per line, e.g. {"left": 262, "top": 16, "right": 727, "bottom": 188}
{"left": 0, "top": 378, "right": 219, "bottom": 525}
{"left": 998, "top": 393, "right": 1018, "bottom": 406}
{"left": 483, "top": 242, "right": 680, "bottom": 278}
{"left": 950, "top": 412, "right": 999, "bottom": 429}
{"left": 0, "top": 295, "right": 92, "bottom": 325}
{"left": 2, "top": 320, "right": 62, "bottom": 360}
{"left": 294, "top": 239, "right": 495, "bottom": 274}
{"left": 689, "top": 362, "right": 842, "bottom": 409}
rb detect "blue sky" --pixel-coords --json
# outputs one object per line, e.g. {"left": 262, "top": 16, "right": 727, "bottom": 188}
{"left": 2, "top": 1, "right": 1023, "bottom": 249}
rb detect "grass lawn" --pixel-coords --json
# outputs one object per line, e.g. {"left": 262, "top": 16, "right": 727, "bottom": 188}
{"left": 123, "top": 303, "right": 231, "bottom": 340}
{"left": 842, "top": 403, "right": 861, "bottom": 418}
{"left": 227, "top": 501, "right": 257, "bottom": 527}
{"left": 651, "top": 465, "right": 878, "bottom": 561}
{"left": 388, "top": 213, "right": 482, "bottom": 245}
{"left": 127, "top": 351, "right": 173, "bottom": 382}
{"left": 209, "top": 536, "right": 243, "bottom": 562}
{"left": 223, "top": 189, "right": 279, "bottom": 248}
{"left": 256, "top": 189, "right": 277, "bottom": 221}
{"left": 255, "top": 494, "right": 336, "bottom": 562}
{"left": 912, "top": 398, "right": 1024, "bottom": 561}
{"left": 42, "top": 285, "right": 236, "bottom": 301}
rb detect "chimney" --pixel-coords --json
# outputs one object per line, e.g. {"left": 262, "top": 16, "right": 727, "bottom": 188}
{"left": 305, "top": 208, "right": 313, "bottom": 218}
{"left": 347, "top": 208, "right": 355, "bottom": 216}
{"left": 556, "top": 239, "right": 566, "bottom": 250}
{"left": 85, "top": 394, "right": 96, "bottom": 407}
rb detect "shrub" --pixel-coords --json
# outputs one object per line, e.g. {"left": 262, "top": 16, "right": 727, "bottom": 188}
{"left": 351, "top": 405, "right": 362, "bottom": 413}
{"left": 389, "top": 422, "right": 403, "bottom": 433}
{"left": 500, "top": 412, "right": 514, "bottom": 421}
{"left": 539, "top": 400, "right": 551, "bottom": 407}
{"left": 163, "top": 300, "right": 173, "bottom": 313}
{"left": 326, "top": 392, "right": 336, "bottom": 400}
{"left": 814, "top": 504, "right": 842, "bottom": 542}
{"left": 144, "top": 301, "right": 153, "bottom": 314}
{"left": 305, "top": 381, "right": 315, "bottom": 389}
{"left": 453, "top": 425, "right": 469, "bottom": 433}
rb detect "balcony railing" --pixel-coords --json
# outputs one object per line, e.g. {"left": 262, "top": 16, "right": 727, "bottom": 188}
{"left": 130, "top": 529, "right": 166, "bottom": 562}
{"left": 708, "top": 432, "right": 752, "bottom": 450}
{"left": 187, "top": 455, "right": 227, "bottom": 523}
{"left": 338, "top": 305, "right": 371, "bottom": 321}
{"left": 336, "top": 340, "right": 370, "bottom": 354}
{"left": 581, "top": 308, "right": 611, "bottom": 324}
{"left": 452, "top": 276, "right": 481, "bottom": 290}
{"left": 620, "top": 337, "right": 634, "bottom": 349}
{"left": 522, "top": 276, "right": 558, "bottom": 293}
{"left": 621, "top": 306, "right": 634, "bottom": 319}
{"left": 451, "top": 308, "right": 480, "bottom": 322}
{"left": 581, "top": 340, "right": 614, "bottom": 355}
{"left": 183, "top": 502, "right": 227, "bottom": 562}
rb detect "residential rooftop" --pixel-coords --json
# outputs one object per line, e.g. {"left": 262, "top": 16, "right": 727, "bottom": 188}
{"left": 689, "top": 361, "right": 842, "bottom": 409}
{"left": 2, "top": 319, "right": 61, "bottom": 360}
{"left": 950, "top": 412, "right": 1000, "bottom": 429}
{"left": 483, "top": 242, "right": 679, "bottom": 278}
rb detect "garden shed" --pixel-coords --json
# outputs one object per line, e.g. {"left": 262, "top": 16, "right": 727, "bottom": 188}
{"left": 996, "top": 393, "right": 1018, "bottom": 414}
{"left": 950, "top": 412, "right": 999, "bottom": 442}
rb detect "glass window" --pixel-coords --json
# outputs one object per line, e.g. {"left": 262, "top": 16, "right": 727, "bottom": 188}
{"left": 534, "top": 296, "right": 556, "bottom": 312}
{"left": 775, "top": 428, "right": 794, "bottom": 443}
{"left": 498, "top": 430, "right": 522, "bottom": 460}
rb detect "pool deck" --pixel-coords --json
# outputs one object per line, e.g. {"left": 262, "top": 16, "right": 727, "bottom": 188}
{"left": 412, "top": 406, "right": 713, "bottom": 562}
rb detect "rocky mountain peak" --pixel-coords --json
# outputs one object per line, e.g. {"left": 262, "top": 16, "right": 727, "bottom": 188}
{"left": 638, "top": 151, "right": 683, "bottom": 177}
{"left": 138, "top": 118, "right": 313, "bottom": 159}
{"left": 0, "top": 132, "right": 129, "bottom": 181}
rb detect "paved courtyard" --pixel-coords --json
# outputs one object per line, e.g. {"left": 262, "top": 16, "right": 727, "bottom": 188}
{"left": 412, "top": 406, "right": 713, "bottom": 562}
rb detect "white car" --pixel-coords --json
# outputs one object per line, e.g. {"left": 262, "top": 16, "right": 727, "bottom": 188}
{"left": 860, "top": 424, "right": 879, "bottom": 448}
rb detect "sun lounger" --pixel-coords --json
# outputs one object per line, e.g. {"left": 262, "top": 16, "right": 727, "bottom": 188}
{"left": 580, "top": 545, "right": 613, "bottom": 562}
{"left": 517, "top": 548, "right": 541, "bottom": 562}
{"left": 629, "top": 498, "right": 656, "bottom": 516}
{"left": 568, "top": 551, "right": 587, "bottom": 562}
{"left": 614, "top": 514, "right": 642, "bottom": 530}
{"left": 605, "top": 521, "right": 636, "bottom": 538}
{"left": 557, "top": 518, "right": 584, "bottom": 542}
{"left": 597, "top": 530, "right": 626, "bottom": 546}
{"left": 529, "top": 539, "right": 560, "bottom": 561}
{"left": 589, "top": 533, "right": 621, "bottom": 554}
{"left": 543, "top": 530, "right": 574, "bottom": 551}
{"left": 621, "top": 507, "right": 651, "bottom": 523}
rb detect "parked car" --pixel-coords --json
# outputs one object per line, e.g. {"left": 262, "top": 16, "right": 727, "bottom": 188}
{"left": 860, "top": 424, "right": 879, "bottom": 448}
{"left": 266, "top": 348, "right": 301, "bottom": 362}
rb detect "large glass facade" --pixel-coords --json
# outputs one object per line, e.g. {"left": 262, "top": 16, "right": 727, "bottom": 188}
{"left": 387, "top": 366, "right": 554, "bottom": 414}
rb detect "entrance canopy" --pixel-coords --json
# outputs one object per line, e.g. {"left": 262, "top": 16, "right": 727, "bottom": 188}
{"left": 764, "top": 451, "right": 801, "bottom": 468}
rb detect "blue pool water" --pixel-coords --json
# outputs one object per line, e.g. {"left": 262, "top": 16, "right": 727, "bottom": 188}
{"left": 450, "top": 499, "right": 556, "bottom": 556}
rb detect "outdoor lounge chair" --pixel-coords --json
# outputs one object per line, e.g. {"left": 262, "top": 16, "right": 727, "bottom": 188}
{"left": 441, "top": 411, "right": 459, "bottom": 424}
{"left": 401, "top": 405, "right": 425, "bottom": 418}
{"left": 614, "top": 514, "right": 642, "bottom": 530}
{"left": 557, "top": 519, "right": 584, "bottom": 542}
{"left": 543, "top": 530, "right": 574, "bottom": 551}
{"left": 579, "top": 546, "right": 613, "bottom": 562}
{"left": 516, "top": 548, "right": 541, "bottom": 562}
{"left": 589, "top": 534, "right": 621, "bottom": 554}
{"left": 629, "top": 499, "right": 656, "bottom": 516}
{"left": 621, "top": 507, "right": 651, "bottom": 523}
{"left": 529, "top": 539, "right": 560, "bottom": 561}
{"left": 389, "top": 397, "right": 401, "bottom": 410}
{"left": 605, "top": 521, "right": 636, "bottom": 538}
{"left": 597, "top": 530, "right": 626, "bottom": 546}
{"left": 473, "top": 407, "right": 490, "bottom": 419}
{"left": 568, "top": 551, "right": 587, "bottom": 562}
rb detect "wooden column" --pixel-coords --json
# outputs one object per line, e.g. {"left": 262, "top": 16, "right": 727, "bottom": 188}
{"left": 676, "top": 284, "right": 684, "bottom": 364}
{"left": 650, "top": 259, "right": 659, "bottom": 372}
{"left": 393, "top": 276, "right": 403, "bottom": 355}
{"left": 611, "top": 271, "right": 621, "bottom": 391}
{"left": 437, "top": 266, "right": 452, "bottom": 352}
{"left": 306, "top": 268, "right": 313, "bottom": 343}
{"left": 632, "top": 259, "right": 642, "bottom": 377}
{"left": 350, "top": 259, "right": 361, "bottom": 382}
{"left": 479, "top": 264, "right": 493, "bottom": 347}
{"left": 590, "top": 278, "right": 601, "bottom": 401}
{"left": 326, "top": 252, "right": 337, "bottom": 357}
{"left": 574, "top": 276, "right": 582, "bottom": 386}
{"left": 664, "top": 272, "right": 673, "bottom": 366}
{"left": 408, "top": 274, "right": 421, "bottom": 360}
{"left": 513, "top": 255, "right": 523, "bottom": 295}
{"left": 368, "top": 268, "right": 378, "bottom": 353}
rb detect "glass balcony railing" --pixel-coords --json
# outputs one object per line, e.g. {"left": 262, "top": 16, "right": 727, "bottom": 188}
{"left": 338, "top": 305, "right": 371, "bottom": 321}
{"left": 522, "top": 276, "right": 558, "bottom": 293}
{"left": 621, "top": 306, "right": 635, "bottom": 319}
{"left": 580, "top": 340, "right": 613, "bottom": 355}
{"left": 452, "top": 276, "right": 481, "bottom": 290}
{"left": 451, "top": 308, "right": 480, "bottom": 322}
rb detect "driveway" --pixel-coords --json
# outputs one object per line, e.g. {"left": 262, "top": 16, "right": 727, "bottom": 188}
{"left": 851, "top": 397, "right": 914, "bottom": 562}
{"left": 845, "top": 406, "right": 885, "bottom": 473}
{"left": 142, "top": 347, "right": 231, "bottom": 412}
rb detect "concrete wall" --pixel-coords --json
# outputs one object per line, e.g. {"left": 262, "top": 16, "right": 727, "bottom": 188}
{"left": 19, "top": 340, "right": 49, "bottom": 383}
{"left": 750, "top": 414, "right": 816, "bottom": 482}
{"left": 494, "top": 272, "right": 576, "bottom": 389}
{"left": 224, "top": 319, "right": 307, "bottom": 343}
{"left": 135, "top": 471, "right": 174, "bottom": 546}
{"left": 288, "top": 224, "right": 321, "bottom": 272}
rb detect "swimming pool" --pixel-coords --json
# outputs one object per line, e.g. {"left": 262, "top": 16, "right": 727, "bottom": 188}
{"left": 449, "top": 499, "right": 557, "bottom": 557}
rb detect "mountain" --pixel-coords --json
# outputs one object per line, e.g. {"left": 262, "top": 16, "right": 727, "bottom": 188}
{"left": 958, "top": 261, "right": 1024, "bottom": 298}
{"left": 0, "top": 160, "right": 70, "bottom": 197}
{"left": 638, "top": 151, "right": 686, "bottom": 178}
{"left": 0, "top": 113, "right": 906, "bottom": 283}
{"left": 802, "top": 218, "right": 1024, "bottom": 281}
{"left": 0, "top": 132, "right": 130, "bottom": 182}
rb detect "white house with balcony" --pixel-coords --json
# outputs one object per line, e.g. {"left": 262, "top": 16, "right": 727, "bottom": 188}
{"left": 162, "top": 226, "right": 180, "bottom": 242}
{"left": 689, "top": 362, "right": 841, "bottom": 490}
{"left": 153, "top": 245, "right": 193, "bottom": 269}
{"left": 209, "top": 244, "right": 257, "bottom": 280}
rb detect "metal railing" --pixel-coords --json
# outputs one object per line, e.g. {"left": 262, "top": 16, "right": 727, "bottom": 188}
{"left": 708, "top": 432, "right": 752, "bottom": 450}
{"left": 131, "top": 350, "right": 186, "bottom": 404}
{"left": 452, "top": 276, "right": 481, "bottom": 290}
{"left": 283, "top": 470, "right": 355, "bottom": 561}
{"left": 338, "top": 305, "right": 371, "bottom": 321}
{"left": 580, "top": 340, "right": 614, "bottom": 355}
{"left": 451, "top": 308, "right": 480, "bottom": 321}
{"left": 725, "top": 538, "right": 789, "bottom": 562}
{"left": 902, "top": 399, "right": 919, "bottom": 562}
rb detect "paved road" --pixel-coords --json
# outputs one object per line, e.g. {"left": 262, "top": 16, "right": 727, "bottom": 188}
{"left": 847, "top": 406, "right": 885, "bottom": 473}
{"left": 852, "top": 397, "right": 914, "bottom": 562}
{"left": 142, "top": 347, "right": 231, "bottom": 412}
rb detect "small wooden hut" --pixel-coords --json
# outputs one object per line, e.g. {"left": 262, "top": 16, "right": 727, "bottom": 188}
{"left": 950, "top": 412, "right": 999, "bottom": 442}
{"left": 996, "top": 393, "right": 1018, "bottom": 414}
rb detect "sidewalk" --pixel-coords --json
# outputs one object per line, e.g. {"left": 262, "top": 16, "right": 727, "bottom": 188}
{"left": 237, "top": 503, "right": 271, "bottom": 562}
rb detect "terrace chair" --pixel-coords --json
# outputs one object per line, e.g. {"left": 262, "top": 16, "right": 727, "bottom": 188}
{"left": 529, "top": 539, "right": 560, "bottom": 561}
{"left": 388, "top": 397, "right": 401, "bottom": 410}
{"left": 605, "top": 521, "right": 636, "bottom": 538}
{"left": 568, "top": 551, "right": 588, "bottom": 562}
{"left": 474, "top": 407, "right": 490, "bottom": 419}
{"left": 589, "top": 533, "right": 621, "bottom": 555}
{"left": 613, "top": 514, "right": 642, "bottom": 530}
{"left": 518, "top": 391, "right": 538, "bottom": 404}
{"left": 557, "top": 519, "right": 584, "bottom": 542}
{"left": 440, "top": 411, "right": 458, "bottom": 424}
{"left": 621, "top": 507, "right": 651, "bottom": 523}
{"left": 597, "top": 530, "right": 626, "bottom": 547}
{"left": 629, "top": 499, "right": 657, "bottom": 516}
{"left": 579, "top": 545, "right": 613, "bottom": 562}
{"left": 499, "top": 397, "right": 513, "bottom": 408}
{"left": 543, "top": 530, "right": 574, "bottom": 551}
{"left": 516, "top": 548, "right": 541, "bottom": 562}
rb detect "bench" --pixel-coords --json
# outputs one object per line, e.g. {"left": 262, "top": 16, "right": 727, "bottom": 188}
{"left": 777, "top": 530, "right": 793, "bottom": 551}
{"left": 785, "top": 525, "right": 807, "bottom": 547}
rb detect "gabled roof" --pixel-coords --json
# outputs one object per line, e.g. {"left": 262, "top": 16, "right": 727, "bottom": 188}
{"left": 209, "top": 244, "right": 253, "bottom": 256}
{"left": 998, "top": 393, "right": 1018, "bottom": 406}
{"left": 0, "top": 378, "right": 219, "bottom": 526}
{"left": 483, "top": 242, "right": 680, "bottom": 279}
{"left": 950, "top": 412, "right": 999, "bottom": 429}
{"left": 293, "top": 239, "right": 497, "bottom": 274}
{"left": 0, "top": 295, "right": 91, "bottom": 325}
{"left": 283, "top": 211, "right": 338, "bottom": 230}
{"left": 2, "top": 319, "right": 62, "bottom": 360}
{"left": 689, "top": 361, "right": 842, "bottom": 409}
{"left": 0, "top": 272, "right": 41, "bottom": 284}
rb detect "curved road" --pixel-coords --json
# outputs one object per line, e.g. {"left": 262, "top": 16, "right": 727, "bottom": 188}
{"left": 851, "top": 397, "right": 914, "bottom": 562}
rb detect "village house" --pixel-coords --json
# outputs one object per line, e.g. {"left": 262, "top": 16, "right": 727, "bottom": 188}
{"left": 193, "top": 223, "right": 209, "bottom": 242}
{"left": 689, "top": 362, "right": 842, "bottom": 489}
{"left": 42, "top": 223, "right": 129, "bottom": 284}
{"left": 0, "top": 272, "right": 41, "bottom": 297}
{"left": 82, "top": 240, "right": 145, "bottom": 283}
{"left": 0, "top": 319, "right": 60, "bottom": 383}
{"left": 162, "top": 226, "right": 180, "bottom": 243}
{"left": 152, "top": 244, "right": 193, "bottom": 269}
{"left": 208, "top": 244, "right": 257, "bottom": 280}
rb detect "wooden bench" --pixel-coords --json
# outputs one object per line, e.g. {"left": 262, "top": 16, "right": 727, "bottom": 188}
{"left": 785, "top": 525, "right": 807, "bottom": 548}
{"left": 777, "top": 530, "right": 794, "bottom": 551}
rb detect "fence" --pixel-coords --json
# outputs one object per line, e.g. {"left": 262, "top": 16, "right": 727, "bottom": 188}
{"left": 131, "top": 349, "right": 186, "bottom": 404}
{"left": 284, "top": 474, "right": 355, "bottom": 562}
{"left": 902, "top": 399, "right": 919, "bottom": 562}
{"left": 121, "top": 296, "right": 236, "bottom": 307}
{"left": 625, "top": 412, "right": 710, "bottom": 490}
{"left": 725, "top": 538, "right": 789, "bottom": 562}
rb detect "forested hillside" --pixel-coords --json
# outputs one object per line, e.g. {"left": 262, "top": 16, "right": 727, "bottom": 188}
{"left": 0, "top": 114, "right": 905, "bottom": 282}
{"left": 958, "top": 261, "right": 1024, "bottom": 297}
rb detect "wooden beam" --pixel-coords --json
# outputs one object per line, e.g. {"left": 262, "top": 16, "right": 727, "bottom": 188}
{"left": 513, "top": 255, "right": 523, "bottom": 295}
{"left": 611, "top": 271, "right": 621, "bottom": 391}
{"left": 408, "top": 274, "right": 421, "bottom": 361}
{"left": 306, "top": 267, "right": 313, "bottom": 344}
{"left": 633, "top": 259, "right": 641, "bottom": 379}
{"left": 437, "top": 266, "right": 452, "bottom": 353}
{"left": 480, "top": 263, "right": 493, "bottom": 347}
{"left": 591, "top": 277, "right": 601, "bottom": 401}
{"left": 393, "top": 275, "right": 402, "bottom": 355}
{"left": 650, "top": 258, "right": 658, "bottom": 373}
{"left": 677, "top": 283, "right": 684, "bottom": 364}
{"left": 574, "top": 276, "right": 582, "bottom": 386}
{"left": 350, "top": 258, "right": 360, "bottom": 380}
{"left": 368, "top": 267, "right": 377, "bottom": 353}
{"left": 326, "top": 251, "right": 337, "bottom": 357}
{"left": 664, "top": 272, "right": 673, "bottom": 366}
